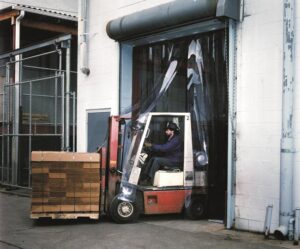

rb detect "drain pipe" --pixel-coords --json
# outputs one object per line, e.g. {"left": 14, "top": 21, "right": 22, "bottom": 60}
{"left": 79, "top": 0, "right": 90, "bottom": 75}
{"left": 294, "top": 209, "right": 300, "bottom": 245}
{"left": 15, "top": 10, "right": 25, "bottom": 78}
{"left": 11, "top": 10, "right": 25, "bottom": 185}
{"left": 274, "top": 0, "right": 295, "bottom": 240}
{"left": 264, "top": 205, "right": 273, "bottom": 239}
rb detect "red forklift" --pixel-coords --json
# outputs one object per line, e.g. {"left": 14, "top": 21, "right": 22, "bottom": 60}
{"left": 30, "top": 59, "right": 210, "bottom": 222}
{"left": 101, "top": 112, "right": 208, "bottom": 223}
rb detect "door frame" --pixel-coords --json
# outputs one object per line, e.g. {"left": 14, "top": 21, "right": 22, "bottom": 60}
{"left": 119, "top": 19, "right": 237, "bottom": 228}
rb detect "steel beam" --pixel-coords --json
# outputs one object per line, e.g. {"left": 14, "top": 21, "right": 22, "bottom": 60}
{"left": 0, "top": 34, "right": 72, "bottom": 60}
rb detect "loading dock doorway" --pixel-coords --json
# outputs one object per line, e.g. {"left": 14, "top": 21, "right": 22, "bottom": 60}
{"left": 120, "top": 24, "right": 229, "bottom": 221}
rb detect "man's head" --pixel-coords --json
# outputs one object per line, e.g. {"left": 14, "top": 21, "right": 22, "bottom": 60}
{"left": 165, "top": 122, "right": 179, "bottom": 136}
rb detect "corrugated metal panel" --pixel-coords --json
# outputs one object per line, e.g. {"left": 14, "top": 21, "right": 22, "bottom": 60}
{"left": 11, "top": 4, "right": 77, "bottom": 21}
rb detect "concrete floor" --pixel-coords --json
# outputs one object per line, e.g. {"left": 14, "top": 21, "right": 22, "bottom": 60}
{"left": 0, "top": 192, "right": 298, "bottom": 249}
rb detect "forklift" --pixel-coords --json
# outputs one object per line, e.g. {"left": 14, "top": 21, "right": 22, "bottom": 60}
{"left": 30, "top": 59, "right": 210, "bottom": 222}
{"left": 102, "top": 112, "right": 208, "bottom": 223}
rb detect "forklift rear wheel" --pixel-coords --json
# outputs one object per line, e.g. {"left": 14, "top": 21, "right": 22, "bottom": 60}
{"left": 184, "top": 196, "right": 206, "bottom": 220}
{"left": 110, "top": 195, "right": 140, "bottom": 223}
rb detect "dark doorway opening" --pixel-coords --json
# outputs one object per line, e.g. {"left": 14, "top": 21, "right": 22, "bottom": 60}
{"left": 130, "top": 29, "right": 228, "bottom": 220}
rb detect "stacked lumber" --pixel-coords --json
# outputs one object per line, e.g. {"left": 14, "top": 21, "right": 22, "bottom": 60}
{"left": 31, "top": 151, "right": 101, "bottom": 219}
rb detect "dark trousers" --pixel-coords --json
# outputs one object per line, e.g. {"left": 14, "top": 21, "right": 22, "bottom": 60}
{"left": 142, "top": 157, "right": 180, "bottom": 181}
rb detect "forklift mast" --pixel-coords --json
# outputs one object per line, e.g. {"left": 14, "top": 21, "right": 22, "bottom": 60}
{"left": 99, "top": 116, "right": 125, "bottom": 213}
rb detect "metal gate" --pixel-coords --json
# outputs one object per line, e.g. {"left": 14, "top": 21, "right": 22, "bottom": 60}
{"left": 0, "top": 34, "right": 76, "bottom": 188}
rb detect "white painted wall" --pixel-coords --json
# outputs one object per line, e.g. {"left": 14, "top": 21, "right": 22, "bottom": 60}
{"left": 294, "top": 0, "right": 300, "bottom": 213}
{"left": 234, "top": 0, "right": 300, "bottom": 232}
{"left": 77, "top": 0, "right": 173, "bottom": 151}
{"left": 77, "top": 0, "right": 300, "bottom": 233}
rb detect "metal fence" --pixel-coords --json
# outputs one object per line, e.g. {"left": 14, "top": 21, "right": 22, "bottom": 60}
{"left": 0, "top": 34, "right": 76, "bottom": 188}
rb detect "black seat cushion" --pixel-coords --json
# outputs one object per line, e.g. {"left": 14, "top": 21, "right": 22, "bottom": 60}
{"left": 161, "top": 166, "right": 181, "bottom": 171}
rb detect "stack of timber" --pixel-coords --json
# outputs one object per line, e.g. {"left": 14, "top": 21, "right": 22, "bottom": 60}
{"left": 31, "top": 151, "right": 101, "bottom": 220}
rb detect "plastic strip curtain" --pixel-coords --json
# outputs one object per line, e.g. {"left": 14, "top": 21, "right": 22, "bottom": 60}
{"left": 118, "top": 43, "right": 178, "bottom": 201}
{"left": 118, "top": 30, "right": 227, "bottom": 212}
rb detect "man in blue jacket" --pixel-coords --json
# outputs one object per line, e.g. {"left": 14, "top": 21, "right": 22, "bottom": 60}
{"left": 141, "top": 122, "right": 183, "bottom": 185}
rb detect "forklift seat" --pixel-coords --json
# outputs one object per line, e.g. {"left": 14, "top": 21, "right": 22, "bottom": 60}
{"left": 153, "top": 170, "right": 184, "bottom": 187}
{"left": 161, "top": 166, "right": 181, "bottom": 171}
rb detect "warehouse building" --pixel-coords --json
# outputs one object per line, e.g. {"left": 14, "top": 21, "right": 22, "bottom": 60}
{"left": 0, "top": 0, "right": 299, "bottom": 238}
{"left": 76, "top": 0, "right": 300, "bottom": 236}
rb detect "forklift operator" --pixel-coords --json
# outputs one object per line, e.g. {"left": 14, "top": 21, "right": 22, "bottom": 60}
{"left": 141, "top": 122, "right": 183, "bottom": 185}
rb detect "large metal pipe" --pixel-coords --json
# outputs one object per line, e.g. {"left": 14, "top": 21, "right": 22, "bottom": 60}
{"left": 5, "top": 63, "right": 10, "bottom": 183}
{"left": 79, "top": 0, "right": 90, "bottom": 75}
{"left": 264, "top": 205, "right": 273, "bottom": 238}
{"left": 294, "top": 209, "right": 300, "bottom": 245}
{"left": 61, "top": 72, "right": 65, "bottom": 151}
{"left": 1, "top": 72, "right": 5, "bottom": 182}
{"left": 0, "top": 34, "right": 72, "bottom": 60}
{"left": 275, "top": 0, "right": 295, "bottom": 240}
{"left": 11, "top": 10, "right": 25, "bottom": 185}
{"left": 226, "top": 18, "right": 237, "bottom": 229}
{"left": 72, "top": 91, "right": 76, "bottom": 152}
{"left": 294, "top": 0, "right": 300, "bottom": 233}
{"left": 28, "top": 80, "right": 32, "bottom": 187}
{"left": 65, "top": 41, "right": 71, "bottom": 152}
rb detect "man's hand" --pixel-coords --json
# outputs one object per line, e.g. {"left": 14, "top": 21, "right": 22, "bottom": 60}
{"left": 144, "top": 142, "right": 152, "bottom": 147}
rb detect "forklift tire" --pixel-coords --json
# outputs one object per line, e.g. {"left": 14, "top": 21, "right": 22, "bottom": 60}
{"left": 184, "top": 195, "right": 206, "bottom": 220}
{"left": 109, "top": 195, "right": 140, "bottom": 223}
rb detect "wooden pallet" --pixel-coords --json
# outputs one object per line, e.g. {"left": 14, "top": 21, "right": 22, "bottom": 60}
{"left": 31, "top": 151, "right": 101, "bottom": 220}
{"left": 30, "top": 212, "right": 99, "bottom": 220}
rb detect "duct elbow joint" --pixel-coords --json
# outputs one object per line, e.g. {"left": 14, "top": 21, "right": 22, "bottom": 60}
{"left": 80, "top": 41, "right": 89, "bottom": 75}
{"left": 16, "top": 10, "right": 25, "bottom": 22}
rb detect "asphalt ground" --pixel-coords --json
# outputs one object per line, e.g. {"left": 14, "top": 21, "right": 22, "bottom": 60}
{"left": 0, "top": 191, "right": 298, "bottom": 249}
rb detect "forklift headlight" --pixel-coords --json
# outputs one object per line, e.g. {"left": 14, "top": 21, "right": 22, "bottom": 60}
{"left": 195, "top": 151, "right": 208, "bottom": 168}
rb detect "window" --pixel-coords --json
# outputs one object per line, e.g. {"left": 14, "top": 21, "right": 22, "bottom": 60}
{"left": 87, "top": 109, "right": 110, "bottom": 152}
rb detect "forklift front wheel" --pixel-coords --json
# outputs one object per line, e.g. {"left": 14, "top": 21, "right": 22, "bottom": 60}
{"left": 109, "top": 195, "right": 140, "bottom": 223}
{"left": 184, "top": 196, "right": 206, "bottom": 220}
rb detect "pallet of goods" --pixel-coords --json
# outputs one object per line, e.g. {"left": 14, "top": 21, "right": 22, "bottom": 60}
{"left": 31, "top": 151, "right": 101, "bottom": 220}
